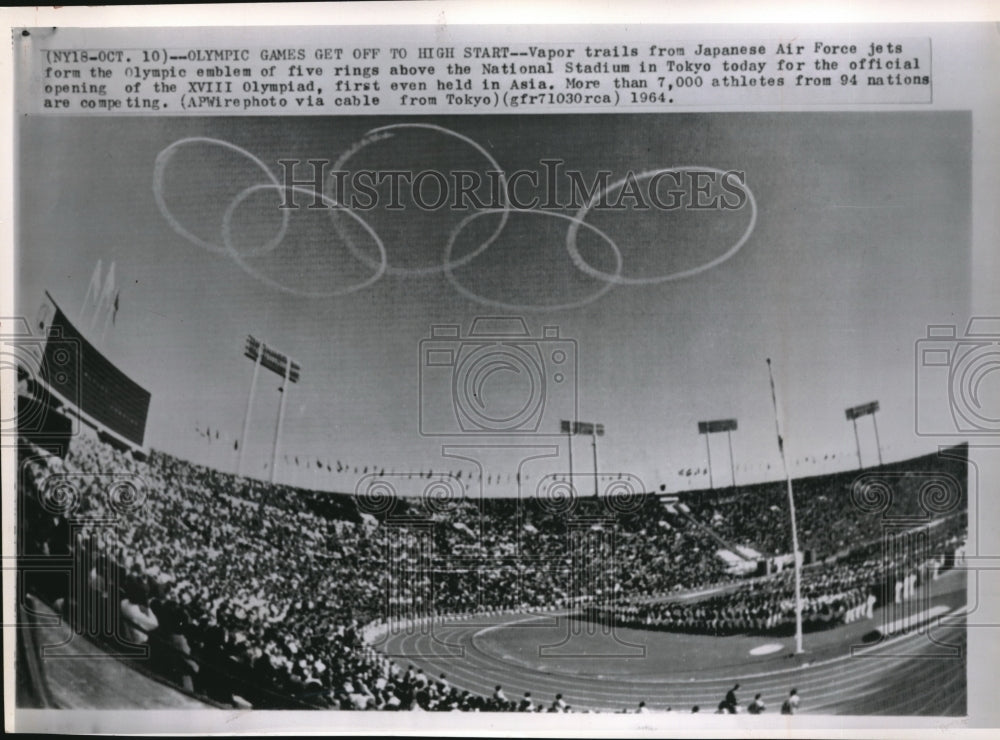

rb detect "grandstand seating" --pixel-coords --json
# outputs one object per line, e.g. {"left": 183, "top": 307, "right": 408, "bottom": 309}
{"left": 17, "top": 432, "right": 968, "bottom": 710}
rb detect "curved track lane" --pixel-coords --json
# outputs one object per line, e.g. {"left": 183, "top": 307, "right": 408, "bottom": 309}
{"left": 380, "top": 612, "right": 966, "bottom": 715}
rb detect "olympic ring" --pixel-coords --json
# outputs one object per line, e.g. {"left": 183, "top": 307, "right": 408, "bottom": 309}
{"left": 443, "top": 209, "right": 624, "bottom": 312}
{"left": 565, "top": 166, "right": 757, "bottom": 285}
{"left": 221, "top": 184, "right": 388, "bottom": 298}
{"left": 327, "top": 123, "right": 512, "bottom": 276}
{"left": 153, "top": 132, "right": 753, "bottom": 310}
{"left": 153, "top": 137, "right": 290, "bottom": 257}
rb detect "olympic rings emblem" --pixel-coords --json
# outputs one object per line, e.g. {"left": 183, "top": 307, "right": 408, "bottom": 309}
{"left": 152, "top": 127, "right": 758, "bottom": 310}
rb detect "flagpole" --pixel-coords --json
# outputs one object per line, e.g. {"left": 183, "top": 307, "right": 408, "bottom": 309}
{"left": 92, "top": 261, "right": 115, "bottom": 333}
{"left": 99, "top": 302, "right": 113, "bottom": 346}
{"left": 82, "top": 259, "right": 102, "bottom": 321}
{"left": 766, "top": 358, "right": 804, "bottom": 655}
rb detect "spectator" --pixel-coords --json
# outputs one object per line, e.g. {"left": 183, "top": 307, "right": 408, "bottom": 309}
{"left": 121, "top": 581, "right": 158, "bottom": 645}
{"left": 781, "top": 688, "right": 800, "bottom": 715}
{"left": 723, "top": 683, "right": 740, "bottom": 713}
{"left": 16, "top": 432, "right": 966, "bottom": 712}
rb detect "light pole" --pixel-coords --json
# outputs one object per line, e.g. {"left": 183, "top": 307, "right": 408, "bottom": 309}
{"left": 567, "top": 420, "right": 604, "bottom": 497}
{"left": 238, "top": 335, "right": 301, "bottom": 482}
{"left": 845, "top": 401, "right": 882, "bottom": 469}
{"left": 697, "top": 419, "right": 739, "bottom": 489}
{"left": 561, "top": 419, "right": 574, "bottom": 484}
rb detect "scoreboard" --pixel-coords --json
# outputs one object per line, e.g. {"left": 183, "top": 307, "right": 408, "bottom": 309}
{"left": 40, "top": 303, "right": 151, "bottom": 446}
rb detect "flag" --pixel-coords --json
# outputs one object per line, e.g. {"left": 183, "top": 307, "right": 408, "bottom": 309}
{"left": 766, "top": 358, "right": 785, "bottom": 457}
{"left": 100, "top": 261, "right": 116, "bottom": 311}
{"left": 112, "top": 291, "right": 120, "bottom": 325}
{"left": 234, "top": 440, "right": 239, "bottom": 451}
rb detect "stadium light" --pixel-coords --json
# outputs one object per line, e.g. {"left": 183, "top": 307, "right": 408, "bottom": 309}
{"left": 238, "top": 335, "right": 301, "bottom": 482}
{"left": 697, "top": 418, "right": 739, "bottom": 488}
{"left": 845, "top": 401, "right": 883, "bottom": 469}
{"left": 564, "top": 420, "right": 604, "bottom": 497}
{"left": 561, "top": 420, "right": 575, "bottom": 488}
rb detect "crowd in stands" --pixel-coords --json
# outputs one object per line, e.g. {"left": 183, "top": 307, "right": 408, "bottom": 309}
{"left": 587, "top": 510, "right": 966, "bottom": 636}
{"left": 18, "top": 430, "right": 967, "bottom": 710}
{"left": 678, "top": 453, "right": 967, "bottom": 559}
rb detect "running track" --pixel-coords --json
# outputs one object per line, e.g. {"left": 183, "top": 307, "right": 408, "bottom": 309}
{"left": 380, "top": 614, "right": 966, "bottom": 715}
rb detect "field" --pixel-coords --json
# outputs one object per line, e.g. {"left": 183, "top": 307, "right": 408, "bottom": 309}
{"left": 379, "top": 569, "right": 967, "bottom": 714}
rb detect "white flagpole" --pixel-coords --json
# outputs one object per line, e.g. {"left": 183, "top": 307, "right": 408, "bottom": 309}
{"left": 767, "top": 358, "right": 804, "bottom": 654}
{"left": 81, "top": 259, "right": 102, "bottom": 321}
{"left": 100, "top": 304, "right": 113, "bottom": 346}
{"left": 92, "top": 260, "right": 116, "bottom": 332}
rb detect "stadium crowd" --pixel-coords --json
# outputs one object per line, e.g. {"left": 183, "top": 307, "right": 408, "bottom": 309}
{"left": 679, "top": 458, "right": 966, "bottom": 558}
{"left": 18, "top": 430, "right": 967, "bottom": 710}
{"left": 587, "top": 511, "right": 965, "bottom": 636}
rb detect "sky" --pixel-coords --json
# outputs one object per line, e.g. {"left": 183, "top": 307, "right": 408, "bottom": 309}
{"left": 16, "top": 112, "right": 971, "bottom": 497}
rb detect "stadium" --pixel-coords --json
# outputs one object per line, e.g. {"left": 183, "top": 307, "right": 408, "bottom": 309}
{"left": 13, "top": 298, "right": 969, "bottom": 715}
{"left": 11, "top": 112, "right": 973, "bottom": 717}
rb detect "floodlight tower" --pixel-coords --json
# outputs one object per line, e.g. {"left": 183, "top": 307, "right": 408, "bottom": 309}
{"left": 238, "top": 335, "right": 301, "bottom": 482}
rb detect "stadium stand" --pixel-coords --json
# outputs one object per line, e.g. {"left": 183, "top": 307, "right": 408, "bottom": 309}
{"left": 17, "top": 431, "right": 968, "bottom": 710}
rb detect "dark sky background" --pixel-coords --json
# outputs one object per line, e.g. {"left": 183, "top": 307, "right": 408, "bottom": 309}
{"left": 17, "top": 112, "right": 970, "bottom": 496}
